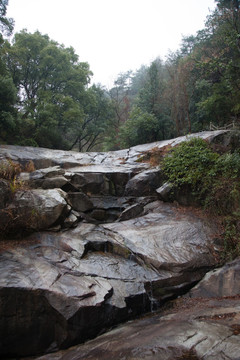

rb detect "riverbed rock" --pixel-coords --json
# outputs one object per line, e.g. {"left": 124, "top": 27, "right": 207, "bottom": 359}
{"left": 36, "top": 258, "right": 240, "bottom": 360}
{"left": 0, "top": 188, "right": 68, "bottom": 231}
{"left": 0, "top": 201, "right": 220, "bottom": 357}
{"left": 156, "top": 181, "right": 173, "bottom": 201}
{"left": 0, "top": 130, "right": 234, "bottom": 358}
{"left": 186, "top": 257, "right": 240, "bottom": 298}
{"left": 124, "top": 169, "right": 163, "bottom": 196}
{"left": 0, "top": 131, "right": 230, "bottom": 172}
{"left": 118, "top": 203, "right": 144, "bottom": 221}
{"left": 67, "top": 192, "right": 94, "bottom": 212}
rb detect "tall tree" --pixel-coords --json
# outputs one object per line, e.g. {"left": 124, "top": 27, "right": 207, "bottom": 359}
{"left": 0, "top": 0, "right": 17, "bottom": 144}
{"left": 6, "top": 30, "right": 92, "bottom": 148}
{"left": 69, "top": 84, "right": 114, "bottom": 151}
{"left": 119, "top": 106, "right": 159, "bottom": 147}
{"left": 165, "top": 53, "right": 193, "bottom": 135}
{"left": 188, "top": 0, "right": 240, "bottom": 126}
{"left": 106, "top": 71, "right": 132, "bottom": 149}
{"left": 0, "top": 0, "right": 14, "bottom": 38}
{"left": 137, "top": 59, "right": 172, "bottom": 140}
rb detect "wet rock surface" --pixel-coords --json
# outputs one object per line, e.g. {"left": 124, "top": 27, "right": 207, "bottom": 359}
{"left": 0, "top": 130, "right": 237, "bottom": 358}
{"left": 0, "top": 201, "right": 220, "bottom": 357}
{"left": 36, "top": 259, "right": 240, "bottom": 360}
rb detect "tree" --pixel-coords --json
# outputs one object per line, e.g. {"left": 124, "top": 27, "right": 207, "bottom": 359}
{"left": 6, "top": 30, "right": 92, "bottom": 148}
{"left": 188, "top": 0, "right": 240, "bottom": 126}
{"left": 0, "top": 0, "right": 17, "bottom": 144}
{"left": 106, "top": 71, "right": 133, "bottom": 150}
{"left": 165, "top": 53, "right": 193, "bottom": 135}
{"left": 0, "top": 74, "right": 17, "bottom": 143}
{"left": 69, "top": 84, "right": 114, "bottom": 151}
{"left": 137, "top": 59, "right": 172, "bottom": 140}
{"left": 119, "top": 106, "right": 159, "bottom": 147}
{"left": 0, "top": 0, "right": 14, "bottom": 38}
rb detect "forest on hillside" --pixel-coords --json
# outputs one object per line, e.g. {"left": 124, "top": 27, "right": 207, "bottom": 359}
{"left": 0, "top": 0, "right": 240, "bottom": 151}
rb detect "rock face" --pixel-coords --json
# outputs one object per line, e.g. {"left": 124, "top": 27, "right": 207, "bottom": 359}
{"left": 36, "top": 258, "right": 240, "bottom": 360}
{"left": 0, "top": 130, "right": 235, "bottom": 358}
{"left": 0, "top": 188, "right": 68, "bottom": 232}
{"left": 0, "top": 202, "right": 220, "bottom": 358}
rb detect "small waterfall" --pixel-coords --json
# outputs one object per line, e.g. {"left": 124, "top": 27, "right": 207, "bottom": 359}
{"left": 147, "top": 281, "right": 158, "bottom": 313}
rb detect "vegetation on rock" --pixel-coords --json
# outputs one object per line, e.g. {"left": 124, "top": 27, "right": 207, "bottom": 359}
{"left": 162, "top": 136, "right": 240, "bottom": 261}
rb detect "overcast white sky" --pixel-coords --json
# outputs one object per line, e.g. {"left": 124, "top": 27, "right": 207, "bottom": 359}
{"left": 7, "top": 0, "right": 216, "bottom": 87}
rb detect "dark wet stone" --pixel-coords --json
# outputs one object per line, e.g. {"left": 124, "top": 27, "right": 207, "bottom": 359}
{"left": 67, "top": 192, "right": 93, "bottom": 212}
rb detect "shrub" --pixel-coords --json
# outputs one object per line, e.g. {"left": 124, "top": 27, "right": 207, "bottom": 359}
{"left": 0, "top": 159, "right": 22, "bottom": 181}
{"left": 162, "top": 137, "right": 219, "bottom": 193}
{"left": 162, "top": 137, "right": 240, "bottom": 262}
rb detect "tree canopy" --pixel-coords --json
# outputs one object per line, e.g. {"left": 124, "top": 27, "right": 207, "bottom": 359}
{"left": 1, "top": 28, "right": 113, "bottom": 150}
{"left": 0, "top": 0, "right": 240, "bottom": 150}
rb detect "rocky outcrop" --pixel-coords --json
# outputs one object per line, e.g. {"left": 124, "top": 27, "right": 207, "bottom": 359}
{"left": 0, "top": 201, "right": 220, "bottom": 357}
{"left": 36, "top": 258, "right": 240, "bottom": 360}
{"left": 0, "top": 188, "right": 68, "bottom": 233}
{"left": 0, "top": 130, "right": 235, "bottom": 358}
{"left": 186, "top": 257, "right": 240, "bottom": 298}
{"left": 0, "top": 130, "right": 231, "bottom": 232}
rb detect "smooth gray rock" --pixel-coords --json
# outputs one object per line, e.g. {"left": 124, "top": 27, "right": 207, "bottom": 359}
{"left": 71, "top": 172, "right": 106, "bottom": 194}
{"left": 37, "top": 300, "right": 240, "bottom": 360}
{"left": 104, "top": 201, "right": 217, "bottom": 274}
{"left": 118, "top": 203, "right": 143, "bottom": 221}
{"left": 156, "top": 181, "right": 173, "bottom": 201}
{"left": 41, "top": 176, "right": 69, "bottom": 189}
{"left": 63, "top": 211, "right": 78, "bottom": 228}
{"left": 124, "top": 169, "right": 163, "bottom": 196}
{"left": 36, "top": 259, "right": 240, "bottom": 360}
{"left": 0, "top": 201, "right": 220, "bottom": 357}
{"left": 0, "top": 131, "right": 229, "bottom": 171}
{"left": 186, "top": 258, "right": 240, "bottom": 298}
{"left": 0, "top": 188, "right": 67, "bottom": 231}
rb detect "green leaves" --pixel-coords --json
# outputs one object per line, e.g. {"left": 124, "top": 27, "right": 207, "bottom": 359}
{"left": 162, "top": 135, "right": 240, "bottom": 224}
{"left": 0, "top": 0, "right": 14, "bottom": 37}
{"left": 162, "top": 137, "right": 219, "bottom": 191}
{"left": 6, "top": 30, "right": 94, "bottom": 149}
{"left": 119, "top": 106, "right": 159, "bottom": 147}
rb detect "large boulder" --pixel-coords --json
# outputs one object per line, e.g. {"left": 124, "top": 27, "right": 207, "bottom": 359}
{"left": 124, "top": 169, "right": 163, "bottom": 196}
{"left": 67, "top": 192, "right": 94, "bottom": 212}
{"left": 186, "top": 257, "right": 240, "bottom": 298}
{"left": 0, "top": 188, "right": 68, "bottom": 232}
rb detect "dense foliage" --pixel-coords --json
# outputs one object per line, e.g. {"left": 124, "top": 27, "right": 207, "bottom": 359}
{"left": 105, "top": 0, "right": 240, "bottom": 149}
{"left": 1, "top": 29, "right": 113, "bottom": 150}
{"left": 162, "top": 138, "right": 219, "bottom": 191}
{"left": 1, "top": 0, "right": 240, "bottom": 150}
{"left": 162, "top": 136, "right": 240, "bottom": 260}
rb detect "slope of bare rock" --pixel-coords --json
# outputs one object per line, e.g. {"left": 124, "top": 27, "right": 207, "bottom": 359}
{"left": 0, "top": 130, "right": 229, "bottom": 172}
{"left": 0, "top": 201, "right": 220, "bottom": 358}
{"left": 0, "top": 130, "right": 233, "bottom": 358}
{"left": 36, "top": 259, "right": 240, "bottom": 360}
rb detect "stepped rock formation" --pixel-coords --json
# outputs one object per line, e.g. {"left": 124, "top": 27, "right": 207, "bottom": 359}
{"left": 0, "top": 130, "right": 238, "bottom": 358}
{"left": 36, "top": 258, "right": 240, "bottom": 360}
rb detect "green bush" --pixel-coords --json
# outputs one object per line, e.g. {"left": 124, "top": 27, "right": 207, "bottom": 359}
{"left": 162, "top": 137, "right": 219, "bottom": 192}
{"left": 162, "top": 137, "right": 240, "bottom": 262}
